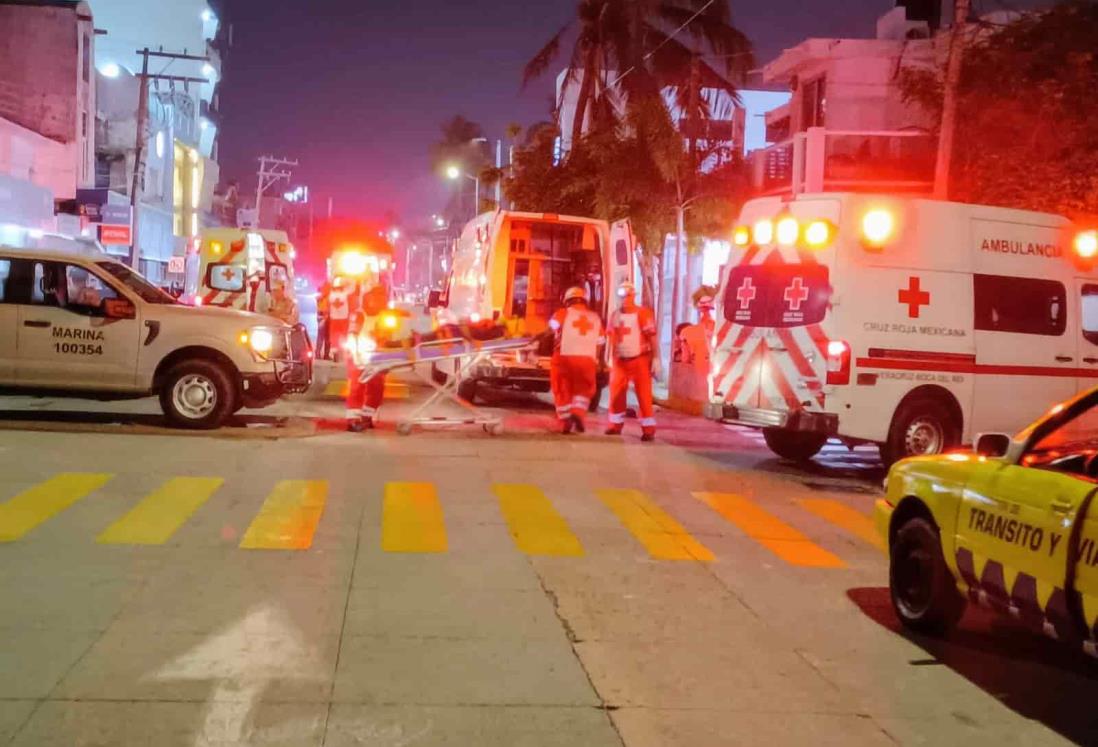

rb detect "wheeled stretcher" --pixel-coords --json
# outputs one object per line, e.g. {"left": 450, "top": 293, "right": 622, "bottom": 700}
{"left": 356, "top": 336, "right": 536, "bottom": 435}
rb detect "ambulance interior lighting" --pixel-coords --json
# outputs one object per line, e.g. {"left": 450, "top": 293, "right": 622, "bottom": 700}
{"left": 1075, "top": 230, "right": 1098, "bottom": 259}
{"left": 804, "top": 220, "right": 833, "bottom": 248}
{"left": 380, "top": 311, "right": 399, "bottom": 330}
{"left": 776, "top": 217, "right": 799, "bottom": 247}
{"left": 211, "top": 241, "right": 223, "bottom": 255}
{"left": 752, "top": 219, "right": 774, "bottom": 246}
{"left": 248, "top": 328, "right": 275, "bottom": 355}
{"left": 861, "top": 209, "right": 895, "bottom": 246}
{"left": 733, "top": 226, "right": 750, "bottom": 246}
{"left": 379, "top": 258, "right": 389, "bottom": 270}
{"left": 337, "top": 252, "right": 369, "bottom": 277}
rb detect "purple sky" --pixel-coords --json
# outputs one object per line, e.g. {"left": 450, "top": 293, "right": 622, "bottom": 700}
{"left": 216, "top": 0, "right": 1040, "bottom": 227}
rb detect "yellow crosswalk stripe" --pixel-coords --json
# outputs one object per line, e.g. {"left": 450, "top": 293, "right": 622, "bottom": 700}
{"left": 597, "top": 488, "right": 714, "bottom": 561}
{"left": 97, "top": 477, "right": 223, "bottom": 545}
{"left": 382, "top": 482, "right": 447, "bottom": 553}
{"left": 240, "top": 480, "right": 328, "bottom": 550}
{"left": 494, "top": 484, "right": 583, "bottom": 557}
{"left": 0, "top": 473, "right": 113, "bottom": 542}
{"left": 798, "top": 498, "right": 884, "bottom": 550}
{"left": 693, "top": 492, "right": 844, "bottom": 568}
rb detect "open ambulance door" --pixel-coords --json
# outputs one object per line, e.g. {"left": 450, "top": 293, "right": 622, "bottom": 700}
{"left": 609, "top": 220, "right": 636, "bottom": 303}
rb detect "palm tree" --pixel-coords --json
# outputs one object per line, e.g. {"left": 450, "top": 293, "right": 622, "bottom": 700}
{"left": 523, "top": 1, "right": 753, "bottom": 157}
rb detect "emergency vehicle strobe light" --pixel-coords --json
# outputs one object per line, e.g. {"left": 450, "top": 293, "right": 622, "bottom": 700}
{"left": 752, "top": 219, "right": 774, "bottom": 246}
{"left": 380, "top": 311, "right": 399, "bottom": 330}
{"left": 861, "top": 209, "right": 895, "bottom": 248}
{"left": 804, "top": 220, "right": 834, "bottom": 249}
{"left": 1075, "top": 230, "right": 1098, "bottom": 260}
{"left": 826, "top": 340, "right": 851, "bottom": 386}
{"left": 733, "top": 226, "right": 750, "bottom": 246}
{"left": 776, "top": 217, "right": 799, "bottom": 247}
{"left": 337, "top": 252, "right": 369, "bottom": 277}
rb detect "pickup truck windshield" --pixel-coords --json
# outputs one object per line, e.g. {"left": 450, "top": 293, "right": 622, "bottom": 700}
{"left": 97, "top": 261, "right": 178, "bottom": 305}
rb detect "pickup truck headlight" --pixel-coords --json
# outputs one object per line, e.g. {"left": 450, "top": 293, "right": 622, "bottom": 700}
{"left": 247, "top": 327, "right": 277, "bottom": 358}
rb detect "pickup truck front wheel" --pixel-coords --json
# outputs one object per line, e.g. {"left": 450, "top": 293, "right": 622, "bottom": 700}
{"left": 160, "top": 360, "right": 235, "bottom": 429}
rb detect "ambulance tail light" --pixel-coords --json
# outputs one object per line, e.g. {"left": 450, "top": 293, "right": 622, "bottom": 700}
{"left": 1074, "top": 230, "right": 1098, "bottom": 260}
{"left": 826, "top": 340, "right": 851, "bottom": 385}
{"left": 861, "top": 209, "right": 895, "bottom": 250}
{"left": 733, "top": 225, "right": 750, "bottom": 247}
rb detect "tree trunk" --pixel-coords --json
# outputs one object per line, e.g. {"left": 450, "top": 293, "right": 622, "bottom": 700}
{"left": 570, "top": 67, "right": 595, "bottom": 157}
{"left": 933, "top": 0, "right": 972, "bottom": 199}
{"left": 670, "top": 204, "right": 686, "bottom": 356}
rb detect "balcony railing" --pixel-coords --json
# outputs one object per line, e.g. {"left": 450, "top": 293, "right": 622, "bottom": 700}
{"left": 748, "top": 127, "right": 936, "bottom": 196}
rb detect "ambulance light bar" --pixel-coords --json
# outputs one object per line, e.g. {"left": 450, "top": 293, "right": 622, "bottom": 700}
{"left": 752, "top": 219, "right": 774, "bottom": 246}
{"left": 861, "top": 209, "right": 895, "bottom": 249}
{"left": 776, "top": 217, "right": 799, "bottom": 247}
{"left": 804, "top": 220, "right": 834, "bottom": 249}
{"left": 733, "top": 225, "right": 750, "bottom": 246}
{"left": 337, "top": 251, "right": 369, "bottom": 277}
{"left": 1075, "top": 230, "right": 1098, "bottom": 260}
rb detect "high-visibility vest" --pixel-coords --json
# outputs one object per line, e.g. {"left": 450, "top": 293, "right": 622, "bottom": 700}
{"left": 610, "top": 306, "right": 656, "bottom": 358}
{"left": 552, "top": 307, "right": 602, "bottom": 359}
{"left": 329, "top": 287, "right": 352, "bottom": 320}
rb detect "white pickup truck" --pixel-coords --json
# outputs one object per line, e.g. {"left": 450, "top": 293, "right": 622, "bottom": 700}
{"left": 0, "top": 239, "right": 312, "bottom": 428}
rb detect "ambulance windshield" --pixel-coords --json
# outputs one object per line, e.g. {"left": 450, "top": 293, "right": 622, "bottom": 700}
{"left": 723, "top": 264, "right": 830, "bottom": 328}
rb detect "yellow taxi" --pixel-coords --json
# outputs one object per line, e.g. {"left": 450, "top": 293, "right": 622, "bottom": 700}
{"left": 877, "top": 386, "right": 1098, "bottom": 651}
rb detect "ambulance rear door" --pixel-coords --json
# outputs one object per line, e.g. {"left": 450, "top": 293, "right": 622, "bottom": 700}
{"left": 1075, "top": 279, "right": 1098, "bottom": 392}
{"left": 608, "top": 220, "right": 636, "bottom": 304}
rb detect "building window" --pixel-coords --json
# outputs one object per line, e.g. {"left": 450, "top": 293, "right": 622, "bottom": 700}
{"left": 801, "top": 76, "right": 826, "bottom": 130}
{"left": 974, "top": 274, "right": 1066, "bottom": 336}
{"left": 82, "top": 33, "right": 91, "bottom": 82}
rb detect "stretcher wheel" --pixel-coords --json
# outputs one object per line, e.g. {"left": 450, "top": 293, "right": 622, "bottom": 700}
{"left": 397, "top": 422, "right": 413, "bottom": 436}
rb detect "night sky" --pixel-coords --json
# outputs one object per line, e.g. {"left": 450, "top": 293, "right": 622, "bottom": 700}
{"left": 216, "top": 0, "right": 1041, "bottom": 227}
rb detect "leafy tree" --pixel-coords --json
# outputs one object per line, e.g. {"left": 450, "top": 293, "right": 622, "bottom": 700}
{"left": 429, "top": 115, "right": 492, "bottom": 220}
{"left": 902, "top": 0, "right": 1098, "bottom": 216}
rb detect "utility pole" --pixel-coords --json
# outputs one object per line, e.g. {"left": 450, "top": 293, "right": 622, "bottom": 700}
{"left": 254, "top": 155, "right": 297, "bottom": 227}
{"left": 933, "top": 0, "right": 971, "bottom": 200}
{"left": 129, "top": 47, "right": 209, "bottom": 268}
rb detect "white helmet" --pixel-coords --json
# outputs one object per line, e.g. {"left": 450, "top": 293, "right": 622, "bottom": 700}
{"left": 617, "top": 282, "right": 636, "bottom": 298}
{"left": 564, "top": 286, "right": 588, "bottom": 304}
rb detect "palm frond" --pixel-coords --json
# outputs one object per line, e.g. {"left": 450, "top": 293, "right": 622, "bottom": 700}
{"left": 523, "top": 21, "right": 573, "bottom": 87}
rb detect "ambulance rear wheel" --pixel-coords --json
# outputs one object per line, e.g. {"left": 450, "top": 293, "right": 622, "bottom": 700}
{"left": 883, "top": 398, "right": 959, "bottom": 466}
{"left": 160, "top": 359, "right": 235, "bottom": 430}
{"left": 890, "top": 516, "right": 965, "bottom": 635}
{"left": 762, "top": 428, "right": 827, "bottom": 462}
{"left": 457, "top": 377, "right": 478, "bottom": 404}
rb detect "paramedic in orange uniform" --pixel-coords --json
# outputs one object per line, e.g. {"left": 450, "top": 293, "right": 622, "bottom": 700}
{"left": 345, "top": 285, "right": 389, "bottom": 432}
{"left": 607, "top": 282, "right": 660, "bottom": 441}
{"left": 327, "top": 277, "right": 354, "bottom": 361}
{"left": 549, "top": 287, "right": 604, "bottom": 435}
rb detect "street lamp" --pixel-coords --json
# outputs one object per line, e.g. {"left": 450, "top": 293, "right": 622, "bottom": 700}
{"left": 445, "top": 165, "right": 479, "bottom": 217}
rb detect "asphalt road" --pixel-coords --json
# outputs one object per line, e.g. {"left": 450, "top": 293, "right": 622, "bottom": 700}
{"left": 0, "top": 384, "right": 1095, "bottom": 746}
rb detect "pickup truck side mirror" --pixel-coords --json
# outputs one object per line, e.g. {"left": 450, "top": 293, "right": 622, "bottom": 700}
{"left": 104, "top": 298, "right": 136, "bottom": 320}
{"left": 975, "top": 432, "right": 1011, "bottom": 458}
{"left": 427, "top": 290, "right": 442, "bottom": 309}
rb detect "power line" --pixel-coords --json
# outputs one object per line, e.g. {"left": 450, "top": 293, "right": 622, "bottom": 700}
{"left": 610, "top": 0, "right": 718, "bottom": 87}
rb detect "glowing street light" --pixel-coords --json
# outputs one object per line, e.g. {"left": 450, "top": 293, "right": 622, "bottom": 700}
{"left": 445, "top": 165, "right": 479, "bottom": 217}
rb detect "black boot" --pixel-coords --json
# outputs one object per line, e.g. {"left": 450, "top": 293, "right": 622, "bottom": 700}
{"left": 571, "top": 414, "right": 586, "bottom": 434}
{"left": 347, "top": 418, "right": 367, "bottom": 433}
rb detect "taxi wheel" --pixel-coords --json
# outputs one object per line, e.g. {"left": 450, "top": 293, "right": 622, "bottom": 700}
{"left": 160, "top": 360, "right": 235, "bottom": 430}
{"left": 890, "top": 516, "right": 965, "bottom": 635}
{"left": 762, "top": 428, "right": 828, "bottom": 462}
{"left": 883, "top": 398, "right": 959, "bottom": 466}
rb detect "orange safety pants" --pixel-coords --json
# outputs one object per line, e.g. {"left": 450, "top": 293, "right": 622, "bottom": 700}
{"left": 346, "top": 358, "right": 385, "bottom": 420}
{"left": 551, "top": 354, "right": 597, "bottom": 422}
{"left": 329, "top": 319, "right": 349, "bottom": 359}
{"left": 609, "top": 354, "right": 655, "bottom": 431}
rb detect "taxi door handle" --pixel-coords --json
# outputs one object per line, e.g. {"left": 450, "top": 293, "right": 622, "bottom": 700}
{"left": 23, "top": 320, "right": 50, "bottom": 328}
{"left": 1055, "top": 355, "right": 1074, "bottom": 363}
{"left": 1084, "top": 357, "right": 1098, "bottom": 365}
{"left": 1050, "top": 500, "right": 1073, "bottom": 514}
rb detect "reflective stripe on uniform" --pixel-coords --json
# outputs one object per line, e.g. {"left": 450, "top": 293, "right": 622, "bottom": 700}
{"left": 360, "top": 406, "right": 378, "bottom": 417}
{"left": 345, "top": 409, "right": 360, "bottom": 419}
{"left": 608, "top": 412, "right": 626, "bottom": 424}
{"left": 640, "top": 417, "right": 657, "bottom": 427}
{"left": 572, "top": 396, "right": 589, "bottom": 408}
{"left": 549, "top": 318, "right": 562, "bottom": 331}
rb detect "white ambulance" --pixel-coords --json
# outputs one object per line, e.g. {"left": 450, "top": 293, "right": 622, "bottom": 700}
{"left": 704, "top": 193, "right": 1098, "bottom": 464}
{"left": 437, "top": 210, "right": 636, "bottom": 403}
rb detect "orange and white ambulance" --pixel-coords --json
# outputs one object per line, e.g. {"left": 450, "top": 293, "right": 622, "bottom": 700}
{"left": 705, "top": 193, "right": 1098, "bottom": 464}
{"left": 438, "top": 210, "right": 636, "bottom": 403}
{"left": 181, "top": 228, "right": 296, "bottom": 316}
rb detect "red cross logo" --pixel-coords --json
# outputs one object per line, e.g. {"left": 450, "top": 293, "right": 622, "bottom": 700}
{"left": 898, "top": 276, "right": 930, "bottom": 318}
{"left": 220, "top": 267, "right": 236, "bottom": 282}
{"left": 783, "top": 277, "right": 809, "bottom": 311}
{"left": 331, "top": 295, "right": 346, "bottom": 312}
{"left": 572, "top": 314, "right": 593, "bottom": 336}
{"left": 736, "top": 278, "right": 757, "bottom": 310}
